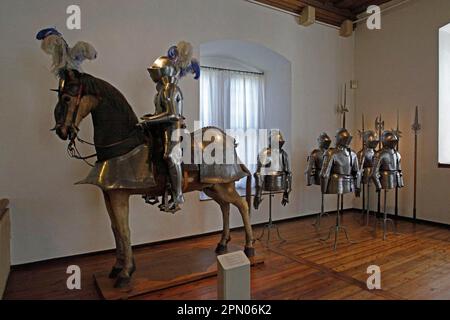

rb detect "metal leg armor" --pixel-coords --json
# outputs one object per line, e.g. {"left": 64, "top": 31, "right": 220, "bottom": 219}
{"left": 161, "top": 128, "right": 184, "bottom": 213}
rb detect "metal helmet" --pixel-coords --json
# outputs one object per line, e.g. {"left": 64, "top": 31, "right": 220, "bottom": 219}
{"left": 269, "top": 129, "right": 285, "bottom": 149}
{"left": 335, "top": 128, "right": 352, "bottom": 147}
{"left": 317, "top": 132, "right": 331, "bottom": 150}
{"left": 147, "top": 56, "right": 179, "bottom": 83}
{"left": 381, "top": 130, "right": 398, "bottom": 149}
{"left": 363, "top": 130, "right": 379, "bottom": 149}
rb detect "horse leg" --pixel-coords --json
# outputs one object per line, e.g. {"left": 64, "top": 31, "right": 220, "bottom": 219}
{"left": 103, "top": 192, "right": 125, "bottom": 279}
{"left": 204, "top": 188, "right": 231, "bottom": 254}
{"left": 206, "top": 183, "right": 255, "bottom": 257}
{"left": 107, "top": 190, "right": 136, "bottom": 288}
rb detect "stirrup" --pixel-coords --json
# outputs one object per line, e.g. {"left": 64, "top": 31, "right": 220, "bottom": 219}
{"left": 159, "top": 201, "right": 181, "bottom": 213}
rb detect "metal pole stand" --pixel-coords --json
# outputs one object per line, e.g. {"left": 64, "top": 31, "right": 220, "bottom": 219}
{"left": 373, "top": 189, "right": 397, "bottom": 240}
{"left": 313, "top": 193, "right": 329, "bottom": 229}
{"left": 361, "top": 183, "right": 375, "bottom": 226}
{"left": 321, "top": 194, "right": 354, "bottom": 251}
{"left": 257, "top": 192, "right": 286, "bottom": 244}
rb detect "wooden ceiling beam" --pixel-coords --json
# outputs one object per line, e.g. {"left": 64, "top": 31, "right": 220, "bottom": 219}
{"left": 255, "top": 0, "right": 355, "bottom": 26}
{"left": 252, "top": 0, "right": 393, "bottom": 26}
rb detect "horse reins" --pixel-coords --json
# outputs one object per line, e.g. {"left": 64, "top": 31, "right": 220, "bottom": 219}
{"left": 64, "top": 82, "right": 140, "bottom": 167}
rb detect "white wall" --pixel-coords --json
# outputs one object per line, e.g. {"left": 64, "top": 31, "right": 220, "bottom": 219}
{"left": 354, "top": 0, "right": 450, "bottom": 224}
{"left": 0, "top": 0, "right": 354, "bottom": 264}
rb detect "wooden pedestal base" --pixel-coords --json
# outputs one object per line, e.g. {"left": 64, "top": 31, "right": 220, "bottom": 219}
{"left": 94, "top": 245, "right": 264, "bottom": 300}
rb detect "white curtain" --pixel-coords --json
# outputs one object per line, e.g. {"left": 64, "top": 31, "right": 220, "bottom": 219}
{"left": 200, "top": 67, "right": 265, "bottom": 188}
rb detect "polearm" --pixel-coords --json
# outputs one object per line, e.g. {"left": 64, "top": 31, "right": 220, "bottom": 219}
{"left": 338, "top": 83, "right": 349, "bottom": 212}
{"left": 411, "top": 106, "right": 421, "bottom": 221}
{"left": 375, "top": 115, "right": 384, "bottom": 216}
{"left": 343, "top": 83, "right": 347, "bottom": 128}
{"left": 393, "top": 109, "right": 402, "bottom": 218}
{"left": 358, "top": 114, "right": 365, "bottom": 215}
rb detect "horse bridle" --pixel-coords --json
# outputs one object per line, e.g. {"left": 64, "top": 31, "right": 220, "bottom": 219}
{"left": 55, "top": 76, "right": 140, "bottom": 167}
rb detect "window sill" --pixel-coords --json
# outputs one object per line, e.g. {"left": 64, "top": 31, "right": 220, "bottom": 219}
{"left": 438, "top": 163, "right": 450, "bottom": 168}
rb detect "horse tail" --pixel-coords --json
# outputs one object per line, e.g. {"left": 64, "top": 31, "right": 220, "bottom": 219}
{"left": 240, "top": 164, "right": 252, "bottom": 215}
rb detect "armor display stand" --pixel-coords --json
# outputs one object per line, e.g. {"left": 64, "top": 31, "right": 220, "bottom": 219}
{"left": 321, "top": 194, "right": 353, "bottom": 250}
{"left": 313, "top": 193, "right": 329, "bottom": 229}
{"left": 364, "top": 183, "right": 373, "bottom": 225}
{"left": 374, "top": 189, "right": 397, "bottom": 240}
{"left": 257, "top": 192, "right": 286, "bottom": 244}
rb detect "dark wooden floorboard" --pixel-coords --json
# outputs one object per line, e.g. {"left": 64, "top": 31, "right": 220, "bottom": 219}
{"left": 4, "top": 211, "right": 450, "bottom": 300}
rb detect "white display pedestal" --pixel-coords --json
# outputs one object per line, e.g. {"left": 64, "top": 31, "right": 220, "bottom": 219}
{"left": 217, "top": 251, "right": 250, "bottom": 300}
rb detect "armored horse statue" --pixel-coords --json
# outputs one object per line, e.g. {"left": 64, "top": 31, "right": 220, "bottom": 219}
{"left": 53, "top": 69, "right": 254, "bottom": 288}
{"left": 38, "top": 29, "right": 254, "bottom": 288}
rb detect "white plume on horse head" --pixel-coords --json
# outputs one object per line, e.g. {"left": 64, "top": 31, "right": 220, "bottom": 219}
{"left": 40, "top": 34, "right": 97, "bottom": 75}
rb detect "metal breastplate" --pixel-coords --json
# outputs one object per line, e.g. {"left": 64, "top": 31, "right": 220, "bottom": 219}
{"left": 323, "top": 148, "right": 358, "bottom": 194}
{"left": 377, "top": 149, "right": 404, "bottom": 189}
{"left": 258, "top": 148, "right": 287, "bottom": 192}
{"left": 155, "top": 84, "right": 183, "bottom": 117}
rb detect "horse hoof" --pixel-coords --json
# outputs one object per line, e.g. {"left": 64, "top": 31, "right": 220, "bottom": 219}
{"left": 108, "top": 267, "right": 123, "bottom": 279}
{"left": 244, "top": 247, "right": 255, "bottom": 257}
{"left": 130, "top": 262, "right": 136, "bottom": 277}
{"left": 114, "top": 276, "right": 131, "bottom": 289}
{"left": 215, "top": 243, "right": 227, "bottom": 255}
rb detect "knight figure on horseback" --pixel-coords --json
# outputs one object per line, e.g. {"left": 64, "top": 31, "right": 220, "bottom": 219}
{"left": 139, "top": 43, "right": 200, "bottom": 213}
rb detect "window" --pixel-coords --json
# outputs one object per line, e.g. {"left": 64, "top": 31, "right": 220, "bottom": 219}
{"left": 439, "top": 24, "right": 450, "bottom": 166}
{"left": 200, "top": 66, "right": 265, "bottom": 187}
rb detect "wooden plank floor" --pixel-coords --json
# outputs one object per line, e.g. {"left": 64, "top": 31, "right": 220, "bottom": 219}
{"left": 4, "top": 211, "right": 450, "bottom": 300}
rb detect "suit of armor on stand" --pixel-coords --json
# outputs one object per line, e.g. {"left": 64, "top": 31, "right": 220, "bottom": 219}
{"left": 357, "top": 130, "right": 379, "bottom": 225}
{"left": 253, "top": 130, "right": 292, "bottom": 243}
{"left": 372, "top": 130, "right": 404, "bottom": 239}
{"left": 254, "top": 130, "right": 292, "bottom": 209}
{"left": 320, "top": 128, "right": 361, "bottom": 250}
{"left": 305, "top": 132, "right": 331, "bottom": 228}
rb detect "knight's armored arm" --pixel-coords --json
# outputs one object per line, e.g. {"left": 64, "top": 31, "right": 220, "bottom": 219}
{"left": 304, "top": 154, "right": 315, "bottom": 186}
{"left": 253, "top": 154, "right": 264, "bottom": 209}
{"left": 281, "top": 150, "right": 292, "bottom": 206}
{"left": 320, "top": 151, "right": 333, "bottom": 194}
{"left": 140, "top": 84, "right": 181, "bottom": 126}
{"left": 352, "top": 151, "right": 362, "bottom": 196}
{"left": 282, "top": 150, "right": 292, "bottom": 193}
{"left": 371, "top": 152, "right": 383, "bottom": 191}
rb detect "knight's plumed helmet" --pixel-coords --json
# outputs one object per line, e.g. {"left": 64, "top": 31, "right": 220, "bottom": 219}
{"left": 317, "top": 132, "right": 331, "bottom": 149}
{"left": 381, "top": 130, "right": 398, "bottom": 149}
{"left": 363, "top": 130, "right": 379, "bottom": 149}
{"left": 148, "top": 41, "right": 200, "bottom": 84}
{"left": 269, "top": 129, "right": 285, "bottom": 149}
{"left": 335, "top": 128, "right": 352, "bottom": 147}
{"left": 148, "top": 56, "right": 179, "bottom": 83}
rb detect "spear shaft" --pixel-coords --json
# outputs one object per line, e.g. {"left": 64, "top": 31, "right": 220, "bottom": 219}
{"left": 395, "top": 109, "right": 400, "bottom": 218}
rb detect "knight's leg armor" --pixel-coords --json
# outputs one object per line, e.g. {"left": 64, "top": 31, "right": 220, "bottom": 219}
{"left": 164, "top": 127, "right": 184, "bottom": 210}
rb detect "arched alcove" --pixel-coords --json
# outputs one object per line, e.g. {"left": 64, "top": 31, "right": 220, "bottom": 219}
{"left": 199, "top": 39, "right": 292, "bottom": 150}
